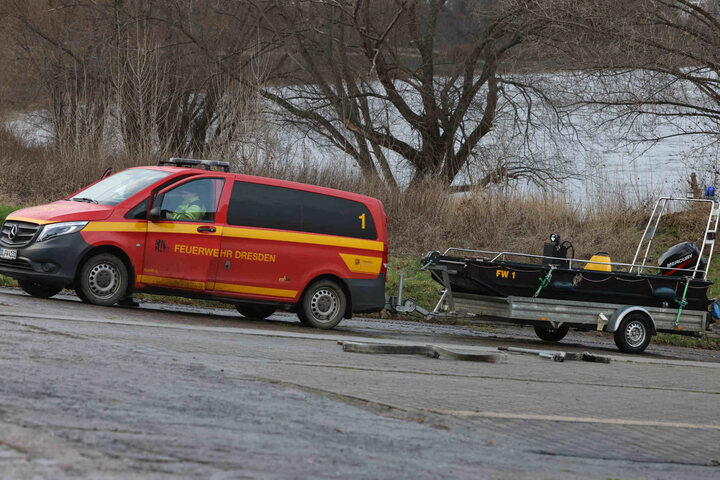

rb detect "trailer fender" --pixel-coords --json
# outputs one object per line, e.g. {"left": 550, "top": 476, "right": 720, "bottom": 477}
{"left": 606, "top": 306, "right": 657, "bottom": 335}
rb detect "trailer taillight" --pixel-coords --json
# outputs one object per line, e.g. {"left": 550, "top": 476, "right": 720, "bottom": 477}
{"left": 381, "top": 243, "right": 388, "bottom": 275}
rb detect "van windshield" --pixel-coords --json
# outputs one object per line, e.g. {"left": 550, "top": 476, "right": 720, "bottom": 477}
{"left": 69, "top": 169, "right": 172, "bottom": 206}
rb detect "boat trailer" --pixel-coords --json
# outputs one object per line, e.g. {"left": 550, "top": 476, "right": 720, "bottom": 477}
{"left": 385, "top": 254, "right": 710, "bottom": 353}
{"left": 385, "top": 196, "right": 719, "bottom": 353}
{"left": 388, "top": 261, "right": 707, "bottom": 329}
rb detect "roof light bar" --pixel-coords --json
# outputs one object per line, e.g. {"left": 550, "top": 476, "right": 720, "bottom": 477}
{"left": 158, "top": 157, "right": 230, "bottom": 172}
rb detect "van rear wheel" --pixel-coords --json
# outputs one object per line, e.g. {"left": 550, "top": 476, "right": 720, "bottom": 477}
{"left": 235, "top": 304, "right": 275, "bottom": 320}
{"left": 18, "top": 280, "right": 62, "bottom": 299}
{"left": 78, "top": 253, "right": 129, "bottom": 306}
{"left": 297, "top": 279, "right": 346, "bottom": 329}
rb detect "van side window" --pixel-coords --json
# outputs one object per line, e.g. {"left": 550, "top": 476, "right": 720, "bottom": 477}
{"left": 125, "top": 198, "right": 149, "bottom": 219}
{"left": 227, "top": 181, "right": 377, "bottom": 239}
{"left": 159, "top": 178, "right": 225, "bottom": 222}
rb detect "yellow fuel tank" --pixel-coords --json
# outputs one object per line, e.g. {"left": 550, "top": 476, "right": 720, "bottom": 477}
{"left": 584, "top": 253, "right": 612, "bottom": 272}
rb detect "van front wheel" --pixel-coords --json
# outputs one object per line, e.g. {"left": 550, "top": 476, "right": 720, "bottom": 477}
{"left": 78, "top": 253, "right": 129, "bottom": 306}
{"left": 297, "top": 280, "right": 346, "bottom": 329}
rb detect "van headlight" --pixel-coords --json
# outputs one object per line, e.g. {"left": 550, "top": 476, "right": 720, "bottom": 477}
{"left": 37, "top": 221, "right": 89, "bottom": 242}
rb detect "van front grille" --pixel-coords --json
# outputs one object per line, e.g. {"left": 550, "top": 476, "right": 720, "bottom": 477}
{"left": 0, "top": 221, "right": 40, "bottom": 247}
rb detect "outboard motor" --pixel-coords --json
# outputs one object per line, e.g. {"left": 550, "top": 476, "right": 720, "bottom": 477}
{"left": 658, "top": 241, "right": 706, "bottom": 277}
{"left": 543, "top": 233, "right": 572, "bottom": 268}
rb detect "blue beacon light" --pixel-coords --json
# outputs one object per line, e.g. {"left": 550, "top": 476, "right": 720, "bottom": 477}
{"left": 705, "top": 186, "right": 716, "bottom": 199}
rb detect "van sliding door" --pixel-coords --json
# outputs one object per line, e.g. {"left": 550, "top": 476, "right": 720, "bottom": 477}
{"left": 210, "top": 180, "right": 380, "bottom": 303}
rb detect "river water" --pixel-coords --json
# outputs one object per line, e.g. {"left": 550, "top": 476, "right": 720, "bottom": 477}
{"left": 7, "top": 77, "right": 718, "bottom": 205}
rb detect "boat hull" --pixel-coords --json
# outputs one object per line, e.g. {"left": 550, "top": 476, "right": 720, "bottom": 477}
{"left": 429, "top": 256, "right": 712, "bottom": 311}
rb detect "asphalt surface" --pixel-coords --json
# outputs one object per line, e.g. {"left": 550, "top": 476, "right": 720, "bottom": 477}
{"left": 1, "top": 287, "right": 719, "bottom": 479}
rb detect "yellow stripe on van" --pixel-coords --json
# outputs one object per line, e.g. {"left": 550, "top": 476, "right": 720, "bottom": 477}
{"left": 82, "top": 221, "right": 382, "bottom": 252}
{"left": 137, "top": 274, "right": 205, "bottom": 290}
{"left": 84, "top": 222, "right": 222, "bottom": 235}
{"left": 339, "top": 253, "right": 382, "bottom": 275}
{"left": 137, "top": 274, "right": 297, "bottom": 298}
{"left": 214, "top": 282, "right": 297, "bottom": 298}
{"left": 83, "top": 221, "right": 147, "bottom": 232}
{"left": 223, "top": 226, "right": 383, "bottom": 252}
{"left": 5, "top": 216, "right": 54, "bottom": 225}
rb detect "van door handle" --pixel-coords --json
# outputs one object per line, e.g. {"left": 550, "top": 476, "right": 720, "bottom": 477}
{"left": 197, "top": 226, "right": 216, "bottom": 233}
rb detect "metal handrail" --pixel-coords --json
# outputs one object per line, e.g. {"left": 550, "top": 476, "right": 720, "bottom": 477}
{"left": 630, "top": 197, "right": 716, "bottom": 277}
{"left": 638, "top": 197, "right": 668, "bottom": 274}
{"left": 696, "top": 202, "right": 720, "bottom": 280}
{"left": 441, "top": 247, "right": 707, "bottom": 276}
{"left": 442, "top": 196, "right": 719, "bottom": 279}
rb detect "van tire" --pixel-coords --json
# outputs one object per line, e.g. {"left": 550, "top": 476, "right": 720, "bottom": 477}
{"left": 296, "top": 313, "right": 311, "bottom": 327}
{"left": 297, "top": 279, "right": 346, "bottom": 329}
{"left": 78, "top": 253, "right": 129, "bottom": 306}
{"left": 75, "top": 287, "right": 91, "bottom": 303}
{"left": 235, "top": 304, "right": 275, "bottom": 320}
{"left": 18, "top": 280, "right": 62, "bottom": 299}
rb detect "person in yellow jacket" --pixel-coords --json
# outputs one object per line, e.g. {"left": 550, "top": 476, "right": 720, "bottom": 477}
{"left": 172, "top": 190, "right": 206, "bottom": 221}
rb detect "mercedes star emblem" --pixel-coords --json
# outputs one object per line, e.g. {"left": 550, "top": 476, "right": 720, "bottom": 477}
{"left": 8, "top": 224, "right": 18, "bottom": 240}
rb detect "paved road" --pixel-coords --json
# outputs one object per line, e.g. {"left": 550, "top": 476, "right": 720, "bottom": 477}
{"left": 1, "top": 287, "right": 719, "bottom": 479}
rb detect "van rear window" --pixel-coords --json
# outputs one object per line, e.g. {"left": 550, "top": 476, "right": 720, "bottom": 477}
{"left": 227, "top": 181, "right": 377, "bottom": 239}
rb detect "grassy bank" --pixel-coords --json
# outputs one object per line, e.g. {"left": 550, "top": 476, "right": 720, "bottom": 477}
{"left": 0, "top": 205, "right": 18, "bottom": 222}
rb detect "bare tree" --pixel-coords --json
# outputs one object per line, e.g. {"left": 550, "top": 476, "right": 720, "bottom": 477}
{"left": 268, "top": 0, "right": 567, "bottom": 187}
{"left": 545, "top": 1, "right": 720, "bottom": 160}
{"left": 172, "top": 0, "right": 570, "bottom": 188}
{"left": 2, "top": 0, "right": 575, "bottom": 188}
{"left": 2, "top": 1, "right": 112, "bottom": 154}
{"left": 1, "top": 0, "right": 249, "bottom": 161}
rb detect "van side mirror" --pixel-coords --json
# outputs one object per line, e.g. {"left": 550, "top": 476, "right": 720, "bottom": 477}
{"left": 148, "top": 205, "right": 162, "bottom": 220}
{"left": 148, "top": 192, "right": 164, "bottom": 221}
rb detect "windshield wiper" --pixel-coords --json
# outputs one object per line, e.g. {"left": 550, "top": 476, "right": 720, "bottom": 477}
{"left": 72, "top": 197, "right": 98, "bottom": 204}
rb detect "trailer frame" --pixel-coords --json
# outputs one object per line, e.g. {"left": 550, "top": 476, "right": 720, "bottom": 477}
{"left": 386, "top": 266, "right": 709, "bottom": 353}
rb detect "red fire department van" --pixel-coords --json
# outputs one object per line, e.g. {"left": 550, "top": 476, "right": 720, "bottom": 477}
{"left": 0, "top": 158, "right": 388, "bottom": 329}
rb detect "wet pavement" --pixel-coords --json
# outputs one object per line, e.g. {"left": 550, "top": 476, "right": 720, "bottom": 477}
{"left": 1, "top": 287, "right": 719, "bottom": 479}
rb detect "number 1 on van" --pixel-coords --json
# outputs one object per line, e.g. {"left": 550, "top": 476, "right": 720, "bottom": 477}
{"left": 358, "top": 213, "right": 366, "bottom": 229}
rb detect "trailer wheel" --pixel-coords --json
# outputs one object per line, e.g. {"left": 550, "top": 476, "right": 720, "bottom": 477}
{"left": 78, "top": 253, "right": 129, "bottom": 306}
{"left": 614, "top": 313, "right": 652, "bottom": 353}
{"left": 297, "top": 279, "right": 346, "bottom": 329}
{"left": 534, "top": 324, "right": 569, "bottom": 342}
{"left": 235, "top": 304, "right": 275, "bottom": 320}
{"left": 18, "top": 280, "right": 62, "bottom": 299}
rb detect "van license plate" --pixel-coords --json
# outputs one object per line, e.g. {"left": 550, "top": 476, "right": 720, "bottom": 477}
{"left": 0, "top": 248, "right": 17, "bottom": 260}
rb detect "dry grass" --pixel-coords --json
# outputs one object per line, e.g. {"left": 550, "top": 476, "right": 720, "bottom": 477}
{"left": 0, "top": 124, "right": 656, "bottom": 262}
{"left": 376, "top": 180, "right": 650, "bottom": 261}
{"left": 0, "top": 126, "right": 161, "bottom": 204}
